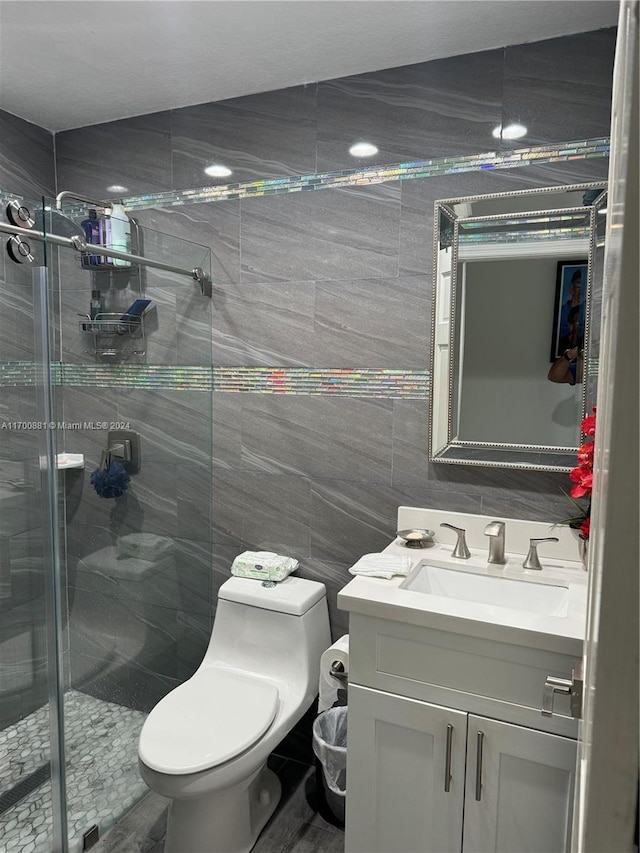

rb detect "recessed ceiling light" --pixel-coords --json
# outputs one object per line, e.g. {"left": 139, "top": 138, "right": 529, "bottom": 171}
{"left": 349, "top": 142, "right": 379, "bottom": 158}
{"left": 204, "top": 164, "right": 232, "bottom": 178}
{"left": 492, "top": 123, "right": 528, "bottom": 141}
{"left": 107, "top": 184, "right": 129, "bottom": 193}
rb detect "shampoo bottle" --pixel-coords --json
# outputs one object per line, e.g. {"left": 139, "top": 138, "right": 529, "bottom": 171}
{"left": 80, "top": 209, "right": 103, "bottom": 267}
{"left": 108, "top": 202, "right": 131, "bottom": 268}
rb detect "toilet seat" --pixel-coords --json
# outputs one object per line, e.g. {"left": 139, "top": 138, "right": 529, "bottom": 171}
{"left": 139, "top": 668, "right": 279, "bottom": 774}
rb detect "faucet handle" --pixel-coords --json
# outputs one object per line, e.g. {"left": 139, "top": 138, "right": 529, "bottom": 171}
{"left": 523, "top": 537, "right": 559, "bottom": 571}
{"left": 440, "top": 523, "right": 471, "bottom": 560}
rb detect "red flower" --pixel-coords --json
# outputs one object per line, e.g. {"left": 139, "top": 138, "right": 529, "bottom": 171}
{"left": 580, "top": 517, "right": 591, "bottom": 539}
{"left": 569, "top": 465, "right": 593, "bottom": 498}
{"left": 581, "top": 406, "right": 597, "bottom": 437}
{"left": 577, "top": 441, "right": 595, "bottom": 467}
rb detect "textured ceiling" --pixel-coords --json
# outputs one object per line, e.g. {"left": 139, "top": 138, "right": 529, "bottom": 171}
{"left": 0, "top": 0, "right": 619, "bottom": 132}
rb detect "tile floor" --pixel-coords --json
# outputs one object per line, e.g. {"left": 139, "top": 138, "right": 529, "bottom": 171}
{"left": 0, "top": 690, "right": 148, "bottom": 853}
{"left": 91, "top": 757, "right": 345, "bottom": 853}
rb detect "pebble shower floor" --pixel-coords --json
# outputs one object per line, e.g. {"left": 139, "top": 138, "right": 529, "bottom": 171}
{"left": 0, "top": 690, "right": 148, "bottom": 852}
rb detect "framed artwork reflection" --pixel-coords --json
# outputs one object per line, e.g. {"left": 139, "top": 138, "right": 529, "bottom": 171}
{"left": 550, "top": 259, "right": 588, "bottom": 361}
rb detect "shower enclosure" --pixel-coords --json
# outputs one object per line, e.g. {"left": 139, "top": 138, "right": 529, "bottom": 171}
{"left": 0, "top": 191, "right": 213, "bottom": 853}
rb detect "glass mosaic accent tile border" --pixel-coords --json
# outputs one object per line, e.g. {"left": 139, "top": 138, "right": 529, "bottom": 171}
{"left": 116, "top": 138, "right": 610, "bottom": 212}
{"left": 0, "top": 364, "right": 430, "bottom": 397}
{"left": 1, "top": 361, "right": 600, "bottom": 395}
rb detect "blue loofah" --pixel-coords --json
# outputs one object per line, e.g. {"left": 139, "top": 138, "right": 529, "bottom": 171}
{"left": 90, "top": 459, "right": 131, "bottom": 499}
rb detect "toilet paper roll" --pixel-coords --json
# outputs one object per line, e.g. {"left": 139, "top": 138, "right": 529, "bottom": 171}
{"left": 318, "top": 635, "right": 349, "bottom": 713}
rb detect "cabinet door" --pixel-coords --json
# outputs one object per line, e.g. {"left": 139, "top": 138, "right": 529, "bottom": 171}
{"left": 345, "top": 684, "right": 467, "bottom": 853}
{"left": 463, "top": 715, "right": 576, "bottom": 853}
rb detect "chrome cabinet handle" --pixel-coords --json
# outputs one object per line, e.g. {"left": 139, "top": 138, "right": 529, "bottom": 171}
{"left": 475, "top": 731, "right": 484, "bottom": 801}
{"left": 444, "top": 724, "right": 453, "bottom": 792}
{"left": 542, "top": 664, "right": 583, "bottom": 718}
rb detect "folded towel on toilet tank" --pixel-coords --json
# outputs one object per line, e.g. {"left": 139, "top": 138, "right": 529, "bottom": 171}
{"left": 348, "top": 553, "right": 411, "bottom": 579}
{"left": 231, "top": 551, "right": 299, "bottom": 582}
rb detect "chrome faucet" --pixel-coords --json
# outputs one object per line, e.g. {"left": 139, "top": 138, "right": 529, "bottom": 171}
{"left": 484, "top": 520, "right": 506, "bottom": 564}
{"left": 523, "top": 537, "right": 559, "bottom": 570}
{"left": 440, "top": 523, "right": 471, "bottom": 559}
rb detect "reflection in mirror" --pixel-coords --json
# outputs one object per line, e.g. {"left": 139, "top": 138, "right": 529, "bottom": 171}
{"left": 430, "top": 184, "right": 607, "bottom": 472}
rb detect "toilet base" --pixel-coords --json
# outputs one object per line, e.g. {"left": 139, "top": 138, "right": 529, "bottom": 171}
{"left": 164, "top": 762, "right": 282, "bottom": 853}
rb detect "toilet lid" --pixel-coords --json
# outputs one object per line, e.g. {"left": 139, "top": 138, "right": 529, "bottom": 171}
{"left": 138, "top": 669, "right": 279, "bottom": 775}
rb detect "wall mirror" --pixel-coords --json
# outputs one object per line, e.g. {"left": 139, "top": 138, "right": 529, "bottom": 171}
{"left": 429, "top": 183, "right": 607, "bottom": 471}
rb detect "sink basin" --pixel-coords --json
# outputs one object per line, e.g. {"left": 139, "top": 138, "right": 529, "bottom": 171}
{"left": 400, "top": 563, "right": 569, "bottom": 617}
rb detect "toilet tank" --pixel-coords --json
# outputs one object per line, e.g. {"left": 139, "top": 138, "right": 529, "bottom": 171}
{"left": 203, "top": 576, "right": 331, "bottom": 694}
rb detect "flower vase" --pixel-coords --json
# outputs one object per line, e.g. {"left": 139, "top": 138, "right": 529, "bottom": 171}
{"left": 579, "top": 536, "right": 589, "bottom": 570}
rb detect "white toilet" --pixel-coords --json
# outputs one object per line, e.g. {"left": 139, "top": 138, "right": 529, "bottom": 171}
{"left": 138, "top": 574, "right": 331, "bottom": 853}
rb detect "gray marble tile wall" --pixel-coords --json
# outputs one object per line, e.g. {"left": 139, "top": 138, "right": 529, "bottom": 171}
{"left": 55, "top": 254, "right": 214, "bottom": 711}
{"left": 52, "top": 29, "right": 615, "bottom": 718}
{"left": 0, "top": 110, "right": 56, "bottom": 728}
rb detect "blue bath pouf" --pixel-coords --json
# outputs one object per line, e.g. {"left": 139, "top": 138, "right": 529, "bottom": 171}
{"left": 90, "top": 459, "right": 131, "bottom": 499}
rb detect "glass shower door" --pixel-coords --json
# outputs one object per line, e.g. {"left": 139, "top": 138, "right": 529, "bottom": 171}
{"left": 0, "top": 193, "right": 67, "bottom": 853}
{"left": 1, "top": 192, "right": 213, "bottom": 852}
{"left": 53, "top": 201, "right": 213, "bottom": 850}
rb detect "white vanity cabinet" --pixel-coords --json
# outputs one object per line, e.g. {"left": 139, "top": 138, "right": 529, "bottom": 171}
{"left": 346, "top": 685, "right": 467, "bottom": 853}
{"left": 343, "top": 611, "right": 579, "bottom": 853}
{"left": 346, "top": 685, "right": 575, "bottom": 853}
{"left": 462, "top": 715, "right": 575, "bottom": 853}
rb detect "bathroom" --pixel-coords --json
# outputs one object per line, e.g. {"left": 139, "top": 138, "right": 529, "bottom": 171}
{"left": 0, "top": 1, "right": 637, "bottom": 852}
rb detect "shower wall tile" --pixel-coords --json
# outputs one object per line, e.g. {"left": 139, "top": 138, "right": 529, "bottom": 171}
{"left": 68, "top": 588, "right": 178, "bottom": 663}
{"left": 239, "top": 183, "right": 401, "bottom": 283}
{"left": 212, "top": 392, "right": 243, "bottom": 469}
{"left": 134, "top": 201, "right": 241, "bottom": 287}
{"left": 59, "top": 387, "right": 122, "bottom": 465}
{"left": 109, "top": 460, "right": 179, "bottom": 539}
{"left": 117, "top": 389, "right": 211, "bottom": 467}
{"left": 69, "top": 551, "right": 180, "bottom": 613}
{"left": 171, "top": 85, "right": 317, "bottom": 189}
{"left": 501, "top": 28, "right": 616, "bottom": 149}
{"left": 70, "top": 648, "right": 181, "bottom": 713}
{"left": 64, "top": 458, "right": 176, "bottom": 539}
{"left": 138, "top": 279, "right": 179, "bottom": 366}
{"left": 173, "top": 538, "right": 213, "bottom": 618}
{"left": 55, "top": 111, "right": 173, "bottom": 197}
{"left": 0, "top": 109, "right": 55, "bottom": 197}
{"left": 240, "top": 396, "right": 394, "bottom": 483}
{"left": 314, "top": 273, "right": 431, "bottom": 368}
{"left": 213, "top": 279, "right": 315, "bottom": 367}
{"left": 316, "top": 49, "right": 504, "bottom": 171}
{"left": 177, "top": 464, "right": 213, "bottom": 541}
{"left": 211, "top": 469, "right": 311, "bottom": 555}
{"left": 0, "top": 277, "right": 36, "bottom": 361}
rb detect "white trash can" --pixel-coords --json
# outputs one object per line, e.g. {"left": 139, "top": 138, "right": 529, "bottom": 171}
{"left": 312, "top": 706, "right": 347, "bottom": 824}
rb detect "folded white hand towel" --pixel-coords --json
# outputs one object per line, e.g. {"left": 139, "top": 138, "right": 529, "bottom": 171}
{"left": 348, "top": 553, "right": 412, "bottom": 579}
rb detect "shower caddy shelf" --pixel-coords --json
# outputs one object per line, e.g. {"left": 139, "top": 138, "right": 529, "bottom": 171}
{"left": 75, "top": 204, "right": 146, "bottom": 357}
{"left": 78, "top": 311, "right": 147, "bottom": 357}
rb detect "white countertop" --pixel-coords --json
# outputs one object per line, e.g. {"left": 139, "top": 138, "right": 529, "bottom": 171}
{"left": 338, "top": 537, "right": 587, "bottom": 656}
